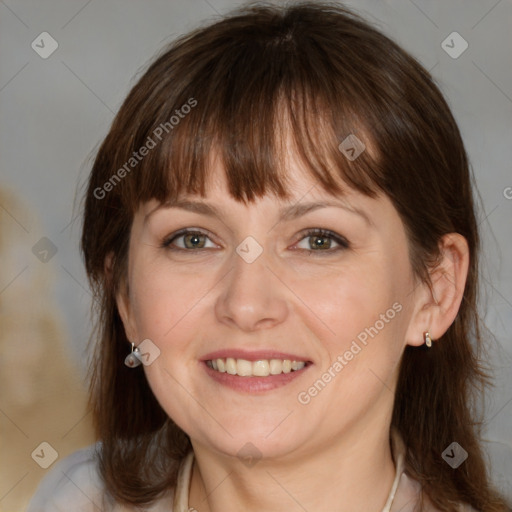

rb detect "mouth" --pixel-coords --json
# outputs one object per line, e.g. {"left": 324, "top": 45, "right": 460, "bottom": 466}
{"left": 205, "top": 357, "right": 308, "bottom": 377}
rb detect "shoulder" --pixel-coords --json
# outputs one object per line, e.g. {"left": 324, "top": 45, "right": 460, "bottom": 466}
{"left": 27, "top": 443, "right": 177, "bottom": 512}
{"left": 391, "top": 432, "right": 480, "bottom": 512}
{"left": 27, "top": 443, "right": 109, "bottom": 512}
{"left": 394, "top": 471, "right": 480, "bottom": 512}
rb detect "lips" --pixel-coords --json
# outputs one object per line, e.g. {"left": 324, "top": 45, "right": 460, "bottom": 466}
{"left": 201, "top": 349, "right": 311, "bottom": 391}
{"left": 206, "top": 357, "right": 306, "bottom": 376}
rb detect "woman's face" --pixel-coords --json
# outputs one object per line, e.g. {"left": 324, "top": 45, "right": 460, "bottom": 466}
{"left": 118, "top": 154, "right": 424, "bottom": 461}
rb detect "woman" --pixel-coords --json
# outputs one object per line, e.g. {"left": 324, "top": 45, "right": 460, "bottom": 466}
{"left": 28, "top": 2, "right": 510, "bottom": 511}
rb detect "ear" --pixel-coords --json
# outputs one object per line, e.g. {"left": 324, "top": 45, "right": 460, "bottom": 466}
{"left": 405, "top": 233, "right": 469, "bottom": 347}
{"left": 105, "top": 252, "right": 137, "bottom": 343}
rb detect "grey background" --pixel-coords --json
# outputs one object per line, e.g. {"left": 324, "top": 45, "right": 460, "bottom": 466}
{"left": 1, "top": 0, "right": 511, "bottom": 499}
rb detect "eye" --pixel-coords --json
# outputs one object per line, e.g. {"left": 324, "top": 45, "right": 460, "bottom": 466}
{"left": 293, "top": 229, "right": 349, "bottom": 253}
{"left": 161, "top": 228, "right": 348, "bottom": 253}
{"left": 162, "top": 229, "right": 218, "bottom": 250}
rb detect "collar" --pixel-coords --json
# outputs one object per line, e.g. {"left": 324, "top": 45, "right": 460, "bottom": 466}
{"left": 173, "top": 430, "right": 410, "bottom": 512}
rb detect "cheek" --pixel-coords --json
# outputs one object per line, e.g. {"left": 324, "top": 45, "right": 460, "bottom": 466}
{"left": 294, "top": 256, "right": 411, "bottom": 387}
{"left": 303, "top": 262, "right": 400, "bottom": 337}
{"left": 128, "top": 256, "right": 215, "bottom": 341}
{"left": 298, "top": 272, "right": 408, "bottom": 408}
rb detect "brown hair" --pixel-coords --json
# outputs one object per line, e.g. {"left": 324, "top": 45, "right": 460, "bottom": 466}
{"left": 81, "top": 2, "right": 510, "bottom": 510}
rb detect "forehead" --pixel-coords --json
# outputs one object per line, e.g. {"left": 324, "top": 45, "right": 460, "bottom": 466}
{"left": 208, "top": 148, "right": 344, "bottom": 199}
{"left": 139, "top": 152, "right": 386, "bottom": 231}
{"left": 142, "top": 145, "right": 352, "bottom": 214}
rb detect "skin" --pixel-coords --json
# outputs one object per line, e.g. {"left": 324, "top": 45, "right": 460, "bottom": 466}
{"left": 117, "top": 152, "right": 469, "bottom": 512}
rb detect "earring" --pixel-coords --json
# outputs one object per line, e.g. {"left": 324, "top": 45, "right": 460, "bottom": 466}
{"left": 124, "top": 342, "right": 142, "bottom": 367}
{"left": 423, "top": 331, "right": 433, "bottom": 348}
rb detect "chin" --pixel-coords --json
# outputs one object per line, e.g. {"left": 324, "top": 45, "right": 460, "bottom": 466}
{"left": 191, "top": 417, "right": 310, "bottom": 462}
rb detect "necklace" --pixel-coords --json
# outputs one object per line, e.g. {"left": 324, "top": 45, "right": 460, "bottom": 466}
{"left": 174, "top": 449, "right": 404, "bottom": 512}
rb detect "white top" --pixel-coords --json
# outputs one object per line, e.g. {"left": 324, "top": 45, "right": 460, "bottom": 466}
{"left": 27, "top": 435, "right": 474, "bottom": 511}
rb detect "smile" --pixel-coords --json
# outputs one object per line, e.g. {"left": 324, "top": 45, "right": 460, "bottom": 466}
{"left": 206, "top": 358, "right": 307, "bottom": 377}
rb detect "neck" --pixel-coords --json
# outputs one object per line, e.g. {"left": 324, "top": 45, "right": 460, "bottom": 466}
{"left": 188, "top": 423, "right": 397, "bottom": 512}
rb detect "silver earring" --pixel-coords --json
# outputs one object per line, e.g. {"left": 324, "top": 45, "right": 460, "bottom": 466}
{"left": 423, "top": 331, "right": 433, "bottom": 348}
{"left": 124, "top": 342, "right": 142, "bottom": 367}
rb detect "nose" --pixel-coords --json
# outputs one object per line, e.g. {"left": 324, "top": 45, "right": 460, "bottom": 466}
{"left": 214, "top": 247, "right": 289, "bottom": 332}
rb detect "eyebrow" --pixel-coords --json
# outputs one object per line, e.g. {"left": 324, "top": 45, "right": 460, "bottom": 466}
{"left": 145, "top": 198, "right": 371, "bottom": 225}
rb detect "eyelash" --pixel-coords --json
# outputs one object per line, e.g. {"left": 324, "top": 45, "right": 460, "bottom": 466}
{"left": 296, "top": 229, "right": 350, "bottom": 254}
{"left": 161, "top": 228, "right": 350, "bottom": 254}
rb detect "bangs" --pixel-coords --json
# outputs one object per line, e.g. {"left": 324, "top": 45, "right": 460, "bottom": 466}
{"left": 117, "top": 9, "right": 390, "bottom": 211}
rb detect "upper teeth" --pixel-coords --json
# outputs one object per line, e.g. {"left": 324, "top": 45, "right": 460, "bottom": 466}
{"left": 207, "top": 358, "right": 306, "bottom": 377}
